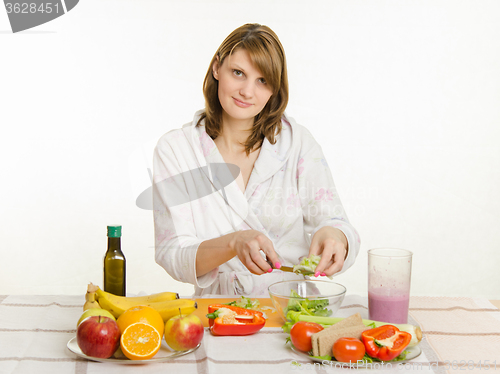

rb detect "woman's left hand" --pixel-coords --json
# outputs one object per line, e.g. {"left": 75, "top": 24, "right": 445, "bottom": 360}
{"left": 309, "top": 226, "right": 348, "bottom": 277}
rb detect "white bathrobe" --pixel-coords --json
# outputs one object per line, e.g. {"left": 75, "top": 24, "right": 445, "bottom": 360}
{"left": 153, "top": 110, "right": 360, "bottom": 296}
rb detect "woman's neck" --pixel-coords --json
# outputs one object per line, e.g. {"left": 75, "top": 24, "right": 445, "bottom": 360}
{"left": 217, "top": 113, "right": 255, "bottom": 154}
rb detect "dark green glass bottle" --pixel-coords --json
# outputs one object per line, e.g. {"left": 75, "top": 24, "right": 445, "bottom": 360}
{"left": 103, "top": 225, "right": 126, "bottom": 296}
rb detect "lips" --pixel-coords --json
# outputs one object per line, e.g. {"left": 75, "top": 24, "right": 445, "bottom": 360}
{"left": 232, "top": 97, "right": 252, "bottom": 108}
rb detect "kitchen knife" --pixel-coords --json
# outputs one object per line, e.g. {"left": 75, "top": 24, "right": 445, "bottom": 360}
{"left": 266, "top": 259, "right": 314, "bottom": 276}
{"left": 280, "top": 265, "right": 315, "bottom": 276}
{"left": 278, "top": 265, "right": 296, "bottom": 273}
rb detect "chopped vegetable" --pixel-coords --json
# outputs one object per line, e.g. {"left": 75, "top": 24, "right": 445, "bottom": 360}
{"left": 225, "top": 296, "right": 260, "bottom": 310}
{"left": 225, "top": 297, "right": 275, "bottom": 319}
{"left": 282, "top": 291, "right": 332, "bottom": 333}
{"left": 206, "top": 304, "right": 266, "bottom": 336}
{"left": 283, "top": 312, "right": 414, "bottom": 363}
{"left": 284, "top": 290, "right": 332, "bottom": 317}
{"left": 289, "top": 314, "right": 422, "bottom": 347}
{"left": 293, "top": 255, "right": 321, "bottom": 275}
{"left": 362, "top": 325, "right": 412, "bottom": 361}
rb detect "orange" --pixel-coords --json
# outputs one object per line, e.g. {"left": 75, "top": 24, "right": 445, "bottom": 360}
{"left": 120, "top": 322, "right": 162, "bottom": 360}
{"left": 117, "top": 305, "right": 164, "bottom": 337}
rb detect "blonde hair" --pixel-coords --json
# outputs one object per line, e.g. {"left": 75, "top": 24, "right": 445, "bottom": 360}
{"left": 198, "top": 23, "right": 289, "bottom": 155}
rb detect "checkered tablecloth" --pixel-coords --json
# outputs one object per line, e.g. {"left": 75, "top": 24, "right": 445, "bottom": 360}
{"left": 1, "top": 294, "right": 499, "bottom": 374}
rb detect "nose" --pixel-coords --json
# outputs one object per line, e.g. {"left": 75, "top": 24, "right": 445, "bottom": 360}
{"left": 239, "top": 80, "right": 255, "bottom": 99}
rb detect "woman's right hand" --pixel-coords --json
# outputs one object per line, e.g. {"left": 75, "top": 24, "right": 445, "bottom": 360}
{"left": 229, "top": 230, "right": 281, "bottom": 275}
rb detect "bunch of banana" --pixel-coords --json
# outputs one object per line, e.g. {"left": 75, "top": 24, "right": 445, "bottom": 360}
{"left": 87, "top": 283, "right": 197, "bottom": 322}
{"left": 83, "top": 283, "right": 102, "bottom": 310}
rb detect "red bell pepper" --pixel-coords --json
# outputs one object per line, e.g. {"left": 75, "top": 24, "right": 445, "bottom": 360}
{"left": 361, "top": 325, "right": 412, "bottom": 361}
{"left": 206, "top": 304, "right": 266, "bottom": 336}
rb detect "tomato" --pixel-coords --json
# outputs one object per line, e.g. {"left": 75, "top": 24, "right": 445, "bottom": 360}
{"left": 332, "top": 337, "right": 366, "bottom": 363}
{"left": 290, "top": 321, "right": 324, "bottom": 353}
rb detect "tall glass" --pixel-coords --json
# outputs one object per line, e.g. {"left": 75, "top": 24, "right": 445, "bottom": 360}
{"left": 368, "top": 248, "right": 413, "bottom": 324}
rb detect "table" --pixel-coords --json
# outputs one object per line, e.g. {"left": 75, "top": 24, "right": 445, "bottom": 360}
{"left": 1, "top": 294, "right": 499, "bottom": 373}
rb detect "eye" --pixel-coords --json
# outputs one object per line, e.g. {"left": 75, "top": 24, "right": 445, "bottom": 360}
{"left": 258, "top": 78, "right": 267, "bottom": 85}
{"left": 233, "top": 69, "right": 243, "bottom": 77}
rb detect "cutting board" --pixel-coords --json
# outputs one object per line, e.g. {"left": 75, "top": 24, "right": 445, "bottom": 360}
{"left": 193, "top": 298, "right": 284, "bottom": 328}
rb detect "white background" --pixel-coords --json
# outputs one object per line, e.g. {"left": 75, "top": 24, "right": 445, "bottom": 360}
{"left": 1, "top": 0, "right": 499, "bottom": 298}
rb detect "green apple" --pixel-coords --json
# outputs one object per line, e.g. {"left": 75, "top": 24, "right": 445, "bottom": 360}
{"left": 77, "top": 308, "right": 115, "bottom": 327}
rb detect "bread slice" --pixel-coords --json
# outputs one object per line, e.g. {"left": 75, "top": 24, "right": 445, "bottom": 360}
{"left": 311, "top": 313, "right": 368, "bottom": 357}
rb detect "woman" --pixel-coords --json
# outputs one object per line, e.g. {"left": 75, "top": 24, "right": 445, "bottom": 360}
{"left": 153, "top": 23, "right": 360, "bottom": 296}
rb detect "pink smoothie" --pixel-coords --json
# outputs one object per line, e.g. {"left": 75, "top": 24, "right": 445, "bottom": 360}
{"left": 368, "top": 292, "right": 409, "bottom": 324}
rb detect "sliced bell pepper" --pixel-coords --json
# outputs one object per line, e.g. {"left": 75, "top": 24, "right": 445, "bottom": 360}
{"left": 206, "top": 304, "right": 266, "bottom": 336}
{"left": 361, "top": 325, "right": 412, "bottom": 361}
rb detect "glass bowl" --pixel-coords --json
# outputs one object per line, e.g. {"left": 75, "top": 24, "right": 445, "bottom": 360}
{"left": 268, "top": 280, "right": 346, "bottom": 323}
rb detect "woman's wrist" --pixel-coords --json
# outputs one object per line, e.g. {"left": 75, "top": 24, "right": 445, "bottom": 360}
{"left": 227, "top": 231, "right": 239, "bottom": 257}
{"left": 196, "top": 232, "right": 239, "bottom": 277}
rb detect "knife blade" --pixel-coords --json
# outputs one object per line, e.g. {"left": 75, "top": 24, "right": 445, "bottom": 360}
{"left": 278, "top": 265, "right": 295, "bottom": 273}
{"left": 281, "top": 266, "right": 315, "bottom": 276}
{"left": 266, "top": 260, "right": 314, "bottom": 276}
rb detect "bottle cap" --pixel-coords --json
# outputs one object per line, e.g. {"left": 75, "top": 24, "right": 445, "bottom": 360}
{"left": 107, "top": 225, "right": 122, "bottom": 238}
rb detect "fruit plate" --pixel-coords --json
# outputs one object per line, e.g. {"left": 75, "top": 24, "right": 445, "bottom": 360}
{"left": 291, "top": 345, "right": 422, "bottom": 368}
{"left": 67, "top": 337, "right": 200, "bottom": 364}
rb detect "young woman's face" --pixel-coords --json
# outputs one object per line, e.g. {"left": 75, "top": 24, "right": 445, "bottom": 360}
{"left": 213, "top": 48, "right": 273, "bottom": 126}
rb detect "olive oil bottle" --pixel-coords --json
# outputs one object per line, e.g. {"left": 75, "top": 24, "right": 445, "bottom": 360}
{"left": 103, "top": 225, "right": 126, "bottom": 296}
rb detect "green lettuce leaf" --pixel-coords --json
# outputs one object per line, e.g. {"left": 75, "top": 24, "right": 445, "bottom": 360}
{"left": 292, "top": 255, "right": 321, "bottom": 274}
{"left": 225, "top": 296, "right": 260, "bottom": 310}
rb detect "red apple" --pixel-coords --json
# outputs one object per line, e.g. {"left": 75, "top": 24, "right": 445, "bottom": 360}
{"left": 77, "top": 316, "right": 120, "bottom": 358}
{"left": 164, "top": 314, "right": 204, "bottom": 351}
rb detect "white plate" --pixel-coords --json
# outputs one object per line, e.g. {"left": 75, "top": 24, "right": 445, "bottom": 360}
{"left": 67, "top": 336, "right": 200, "bottom": 364}
{"left": 291, "top": 345, "right": 422, "bottom": 368}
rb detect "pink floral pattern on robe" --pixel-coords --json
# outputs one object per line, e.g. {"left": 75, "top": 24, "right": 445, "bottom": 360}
{"left": 153, "top": 111, "right": 360, "bottom": 297}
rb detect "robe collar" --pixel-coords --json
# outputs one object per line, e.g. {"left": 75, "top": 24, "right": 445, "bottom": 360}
{"left": 181, "top": 110, "right": 297, "bottom": 233}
